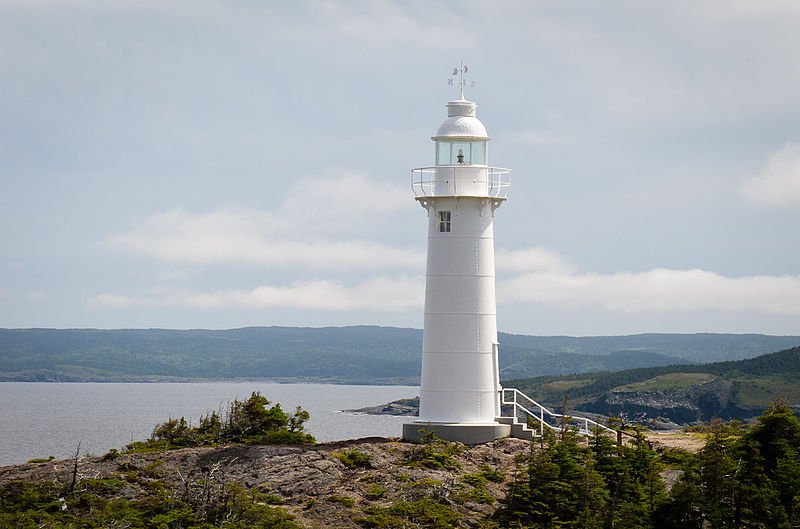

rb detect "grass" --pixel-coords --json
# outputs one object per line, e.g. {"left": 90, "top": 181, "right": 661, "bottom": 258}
{"left": 614, "top": 372, "right": 717, "bottom": 392}
{"left": 540, "top": 379, "right": 594, "bottom": 392}
{"left": 731, "top": 375, "right": 800, "bottom": 407}
{"left": 0, "top": 473, "right": 302, "bottom": 529}
{"left": 333, "top": 449, "right": 372, "bottom": 469}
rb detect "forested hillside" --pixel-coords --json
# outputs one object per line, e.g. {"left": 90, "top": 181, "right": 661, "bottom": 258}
{"left": 0, "top": 327, "right": 798, "bottom": 384}
{"left": 509, "top": 345, "right": 800, "bottom": 423}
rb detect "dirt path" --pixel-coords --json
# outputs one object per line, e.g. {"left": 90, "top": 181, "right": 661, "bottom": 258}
{"left": 646, "top": 430, "right": 706, "bottom": 452}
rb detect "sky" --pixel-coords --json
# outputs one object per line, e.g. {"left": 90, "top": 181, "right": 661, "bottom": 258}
{"left": 1, "top": 0, "right": 799, "bottom": 335}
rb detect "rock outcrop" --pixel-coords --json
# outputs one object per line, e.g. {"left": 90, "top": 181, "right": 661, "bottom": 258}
{"left": 0, "top": 437, "right": 530, "bottom": 528}
{"left": 579, "top": 375, "right": 760, "bottom": 424}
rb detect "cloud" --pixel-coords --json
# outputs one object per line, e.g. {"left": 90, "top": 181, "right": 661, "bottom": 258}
{"left": 108, "top": 172, "right": 423, "bottom": 269}
{"left": 0, "top": 289, "right": 47, "bottom": 302}
{"left": 25, "top": 290, "right": 47, "bottom": 301}
{"left": 496, "top": 247, "right": 573, "bottom": 274}
{"left": 93, "top": 238, "right": 800, "bottom": 319}
{"left": 740, "top": 142, "right": 800, "bottom": 207}
{"left": 89, "top": 276, "right": 422, "bottom": 312}
{"left": 499, "top": 267, "right": 800, "bottom": 316}
{"left": 89, "top": 293, "right": 139, "bottom": 309}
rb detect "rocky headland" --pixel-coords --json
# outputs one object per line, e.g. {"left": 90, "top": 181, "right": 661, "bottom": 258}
{"left": 0, "top": 436, "right": 531, "bottom": 528}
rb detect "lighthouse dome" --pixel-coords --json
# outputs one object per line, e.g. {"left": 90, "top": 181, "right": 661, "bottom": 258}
{"left": 434, "top": 99, "right": 488, "bottom": 139}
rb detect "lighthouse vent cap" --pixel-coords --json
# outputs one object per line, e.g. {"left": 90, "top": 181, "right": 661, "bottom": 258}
{"left": 447, "top": 99, "right": 476, "bottom": 117}
{"left": 435, "top": 99, "right": 488, "bottom": 139}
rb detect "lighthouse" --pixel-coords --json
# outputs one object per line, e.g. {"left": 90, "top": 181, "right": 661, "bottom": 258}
{"left": 403, "top": 67, "right": 512, "bottom": 444}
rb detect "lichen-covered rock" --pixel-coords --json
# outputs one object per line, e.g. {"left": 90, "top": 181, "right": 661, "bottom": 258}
{"left": 0, "top": 437, "right": 532, "bottom": 528}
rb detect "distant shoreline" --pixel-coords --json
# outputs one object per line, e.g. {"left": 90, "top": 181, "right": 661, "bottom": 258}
{"left": 0, "top": 377, "right": 420, "bottom": 386}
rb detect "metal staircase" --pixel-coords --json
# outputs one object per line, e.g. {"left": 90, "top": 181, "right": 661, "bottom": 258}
{"left": 498, "top": 388, "right": 617, "bottom": 441}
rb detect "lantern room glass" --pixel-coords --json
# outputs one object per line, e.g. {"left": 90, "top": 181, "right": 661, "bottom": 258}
{"left": 435, "top": 140, "right": 487, "bottom": 166}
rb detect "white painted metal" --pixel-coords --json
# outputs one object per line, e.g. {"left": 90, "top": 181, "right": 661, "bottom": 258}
{"left": 411, "top": 95, "right": 511, "bottom": 427}
{"left": 412, "top": 166, "right": 510, "bottom": 199}
{"left": 500, "top": 388, "right": 618, "bottom": 437}
{"left": 434, "top": 100, "right": 486, "bottom": 137}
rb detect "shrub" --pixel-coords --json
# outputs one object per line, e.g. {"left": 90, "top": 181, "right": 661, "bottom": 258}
{"left": 365, "top": 484, "right": 387, "bottom": 500}
{"left": 358, "top": 498, "right": 461, "bottom": 529}
{"left": 328, "top": 495, "right": 356, "bottom": 507}
{"left": 26, "top": 456, "right": 55, "bottom": 464}
{"left": 406, "top": 433, "right": 463, "bottom": 470}
{"left": 334, "top": 449, "right": 373, "bottom": 469}
{"left": 476, "top": 464, "right": 505, "bottom": 483}
{"left": 0, "top": 478, "right": 302, "bottom": 529}
{"left": 125, "top": 392, "right": 315, "bottom": 452}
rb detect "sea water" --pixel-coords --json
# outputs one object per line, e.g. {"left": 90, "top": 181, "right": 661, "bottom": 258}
{"left": 0, "top": 382, "right": 418, "bottom": 466}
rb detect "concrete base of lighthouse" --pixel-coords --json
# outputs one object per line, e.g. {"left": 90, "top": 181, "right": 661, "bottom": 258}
{"left": 402, "top": 421, "right": 511, "bottom": 445}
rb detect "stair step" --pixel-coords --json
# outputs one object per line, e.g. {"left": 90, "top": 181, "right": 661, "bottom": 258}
{"left": 503, "top": 387, "right": 618, "bottom": 440}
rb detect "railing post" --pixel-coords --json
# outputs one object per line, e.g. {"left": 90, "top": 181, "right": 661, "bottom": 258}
{"left": 513, "top": 390, "right": 518, "bottom": 422}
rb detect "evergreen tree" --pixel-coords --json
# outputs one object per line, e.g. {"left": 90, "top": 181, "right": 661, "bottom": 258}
{"left": 653, "top": 470, "right": 703, "bottom": 529}
{"left": 735, "top": 401, "right": 799, "bottom": 528}
{"left": 497, "top": 428, "right": 608, "bottom": 528}
{"left": 656, "top": 404, "right": 800, "bottom": 529}
{"left": 696, "top": 420, "right": 738, "bottom": 528}
{"left": 128, "top": 392, "right": 314, "bottom": 451}
{"left": 593, "top": 427, "right": 665, "bottom": 529}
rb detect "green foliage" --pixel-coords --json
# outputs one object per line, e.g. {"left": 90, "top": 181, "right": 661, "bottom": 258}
{"left": 253, "top": 490, "right": 285, "bottom": 505}
{"left": 358, "top": 498, "right": 461, "bottom": 529}
{"left": 328, "top": 495, "right": 357, "bottom": 507}
{"left": 461, "top": 473, "right": 487, "bottom": 488}
{"left": 0, "top": 471, "right": 302, "bottom": 529}
{"left": 455, "top": 480, "right": 495, "bottom": 505}
{"left": 497, "top": 426, "right": 667, "bottom": 529}
{"left": 81, "top": 477, "right": 126, "bottom": 495}
{"left": 126, "top": 392, "right": 314, "bottom": 452}
{"left": 25, "top": 456, "right": 55, "bottom": 463}
{"left": 655, "top": 401, "right": 800, "bottom": 529}
{"left": 101, "top": 448, "right": 120, "bottom": 461}
{"left": 455, "top": 466, "right": 504, "bottom": 505}
{"left": 406, "top": 431, "right": 463, "bottom": 470}
{"left": 476, "top": 464, "right": 506, "bottom": 483}
{"left": 334, "top": 449, "right": 373, "bottom": 469}
{"left": 365, "top": 484, "right": 387, "bottom": 500}
{"left": 657, "top": 446, "right": 695, "bottom": 469}
{"left": 510, "top": 346, "right": 800, "bottom": 424}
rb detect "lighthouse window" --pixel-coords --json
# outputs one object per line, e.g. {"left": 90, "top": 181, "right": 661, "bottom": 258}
{"left": 438, "top": 211, "right": 451, "bottom": 233}
{"left": 437, "top": 142, "right": 450, "bottom": 165}
{"left": 471, "top": 141, "right": 487, "bottom": 165}
{"left": 435, "top": 140, "right": 487, "bottom": 165}
{"left": 451, "top": 142, "right": 470, "bottom": 164}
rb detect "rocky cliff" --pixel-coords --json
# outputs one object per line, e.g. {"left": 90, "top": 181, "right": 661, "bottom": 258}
{"left": 578, "top": 375, "right": 759, "bottom": 424}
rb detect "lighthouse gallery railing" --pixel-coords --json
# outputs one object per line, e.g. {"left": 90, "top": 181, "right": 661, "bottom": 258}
{"left": 412, "top": 166, "right": 511, "bottom": 199}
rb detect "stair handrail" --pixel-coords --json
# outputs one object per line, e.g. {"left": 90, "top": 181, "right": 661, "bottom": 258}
{"left": 501, "top": 388, "right": 617, "bottom": 436}
{"left": 512, "top": 401, "right": 560, "bottom": 433}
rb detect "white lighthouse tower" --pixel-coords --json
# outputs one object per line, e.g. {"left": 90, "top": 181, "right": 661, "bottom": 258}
{"left": 403, "top": 67, "right": 512, "bottom": 444}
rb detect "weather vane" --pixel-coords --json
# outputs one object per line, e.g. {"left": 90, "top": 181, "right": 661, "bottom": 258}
{"left": 448, "top": 61, "right": 475, "bottom": 100}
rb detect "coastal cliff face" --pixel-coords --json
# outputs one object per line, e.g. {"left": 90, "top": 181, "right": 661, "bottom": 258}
{"left": 578, "top": 376, "right": 760, "bottom": 424}
{"left": 0, "top": 437, "right": 530, "bottom": 528}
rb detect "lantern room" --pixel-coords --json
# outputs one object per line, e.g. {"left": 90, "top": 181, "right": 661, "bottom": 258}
{"left": 433, "top": 99, "right": 489, "bottom": 167}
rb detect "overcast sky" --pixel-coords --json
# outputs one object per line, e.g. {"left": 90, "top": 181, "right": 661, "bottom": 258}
{"left": 1, "top": 0, "right": 799, "bottom": 335}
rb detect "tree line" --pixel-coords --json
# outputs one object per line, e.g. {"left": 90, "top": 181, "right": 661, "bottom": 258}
{"left": 496, "top": 400, "right": 800, "bottom": 528}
